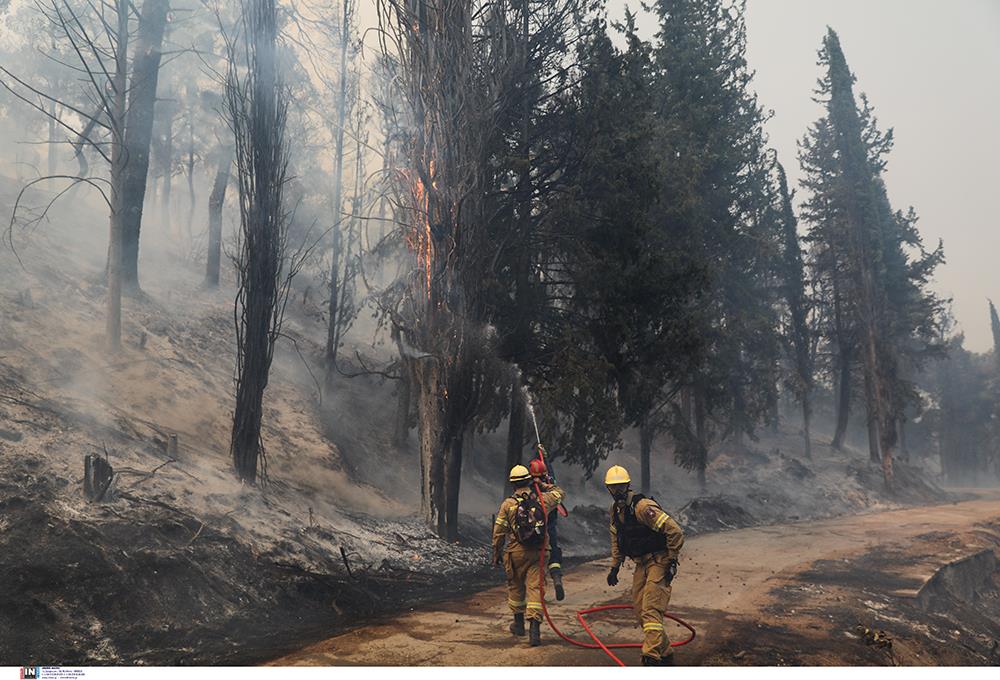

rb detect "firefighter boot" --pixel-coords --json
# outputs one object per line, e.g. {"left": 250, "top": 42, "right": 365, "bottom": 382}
{"left": 509, "top": 613, "right": 525, "bottom": 637}
{"left": 529, "top": 619, "right": 541, "bottom": 646}
{"left": 551, "top": 567, "right": 565, "bottom": 601}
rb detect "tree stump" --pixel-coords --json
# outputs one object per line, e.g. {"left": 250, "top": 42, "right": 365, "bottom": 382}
{"left": 84, "top": 454, "right": 114, "bottom": 502}
{"left": 167, "top": 433, "right": 179, "bottom": 459}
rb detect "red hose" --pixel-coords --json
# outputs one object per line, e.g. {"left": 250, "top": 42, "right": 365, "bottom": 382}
{"left": 531, "top": 469, "right": 696, "bottom": 666}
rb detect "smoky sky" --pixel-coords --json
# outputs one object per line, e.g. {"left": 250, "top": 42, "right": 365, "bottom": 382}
{"left": 608, "top": 0, "right": 1000, "bottom": 352}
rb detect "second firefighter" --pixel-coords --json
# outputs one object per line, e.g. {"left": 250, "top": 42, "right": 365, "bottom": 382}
{"left": 604, "top": 464, "right": 685, "bottom": 666}
{"left": 492, "top": 464, "right": 565, "bottom": 646}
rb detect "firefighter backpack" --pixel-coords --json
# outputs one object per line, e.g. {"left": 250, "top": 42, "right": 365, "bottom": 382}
{"left": 510, "top": 492, "right": 546, "bottom": 546}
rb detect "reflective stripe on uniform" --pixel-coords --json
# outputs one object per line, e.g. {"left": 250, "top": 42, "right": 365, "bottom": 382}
{"left": 653, "top": 514, "right": 668, "bottom": 530}
{"left": 642, "top": 622, "right": 664, "bottom": 631}
{"left": 549, "top": 562, "right": 562, "bottom": 570}
{"left": 526, "top": 601, "right": 543, "bottom": 609}
{"left": 609, "top": 524, "right": 617, "bottom": 534}
{"left": 508, "top": 598, "right": 526, "bottom": 607}
{"left": 495, "top": 517, "right": 509, "bottom": 526}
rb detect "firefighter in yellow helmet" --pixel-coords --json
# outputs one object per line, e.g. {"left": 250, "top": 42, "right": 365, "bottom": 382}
{"left": 604, "top": 464, "right": 685, "bottom": 666}
{"left": 492, "top": 464, "right": 565, "bottom": 646}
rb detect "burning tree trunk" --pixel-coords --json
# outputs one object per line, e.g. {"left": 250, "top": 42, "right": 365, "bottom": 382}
{"left": 120, "top": 0, "right": 171, "bottom": 292}
{"left": 225, "top": 0, "right": 290, "bottom": 484}
{"left": 380, "top": 0, "right": 511, "bottom": 537}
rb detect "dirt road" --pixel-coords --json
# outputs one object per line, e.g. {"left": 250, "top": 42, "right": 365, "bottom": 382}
{"left": 271, "top": 494, "right": 1000, "bottom": 666}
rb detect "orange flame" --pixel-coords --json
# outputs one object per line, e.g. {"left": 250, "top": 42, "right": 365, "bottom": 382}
{"left": 407, "top": 159, "right": 435, "bottom": 299}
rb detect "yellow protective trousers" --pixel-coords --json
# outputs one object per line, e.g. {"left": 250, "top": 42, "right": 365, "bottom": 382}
{"left": 504, "top": 548, "right": 547, "bottom": 622}
{"left": 630, "top": 551, "right": 674, "bottom": 661}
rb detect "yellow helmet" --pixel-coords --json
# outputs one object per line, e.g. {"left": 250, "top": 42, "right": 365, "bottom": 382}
{"left": 604, "top": 465, "right": 631, "bottom": 485}
{"left": 509, "top": 464, "right": 532, "bottom": 484}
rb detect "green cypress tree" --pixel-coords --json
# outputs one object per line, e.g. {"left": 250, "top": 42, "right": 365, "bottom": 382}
{"left": 800, "top": 28, "right": 946, "bottom": 488}
{"left": 651, "top": 0, "right": 782, "bottom": 482}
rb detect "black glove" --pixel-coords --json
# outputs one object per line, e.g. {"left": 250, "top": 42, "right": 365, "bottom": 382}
{"left": 666, "top": 558, "right": 678, "bottom": 584}
{"left": 607, "top": 564, "right": 620, "bottom": 587}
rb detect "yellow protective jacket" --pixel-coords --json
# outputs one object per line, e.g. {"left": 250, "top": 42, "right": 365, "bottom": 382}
{"left": 609, "top": 492, "right": 684, "bottom": 567}
{"left": 492, "top": 483, "right": 565, "bottom": 560}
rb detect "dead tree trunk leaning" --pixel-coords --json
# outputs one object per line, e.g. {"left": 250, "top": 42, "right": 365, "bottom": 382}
{"left": 204, "top": 146, "right": 233, "bottom": 287}
{"left": 120, "top": 0, "right": 171, "bottom": 293}
{"left": 226, "top": 0, "right": 290, "bottom": 484}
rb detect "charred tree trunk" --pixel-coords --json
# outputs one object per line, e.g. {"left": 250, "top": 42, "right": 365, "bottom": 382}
{"left": 120, "top": 0, "right": 170, "bottom": 292}
{"left": 412, "top": 356, "right": 447, "bottom": 536}
{"left": 84, "top": 454, "right": 115, "bottom": 502}
{"left": 227, "top": 0, "right": 289, "bottom": 485}
{"left": 204, "top": 146, "right": 232, "bottom": 287}
{"left": 639, "top": 416, "right": 654, "bottom": 496}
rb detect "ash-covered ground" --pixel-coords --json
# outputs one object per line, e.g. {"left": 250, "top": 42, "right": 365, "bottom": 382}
{"left": 0, "top": 179, "right": 957, "bottom": 664}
